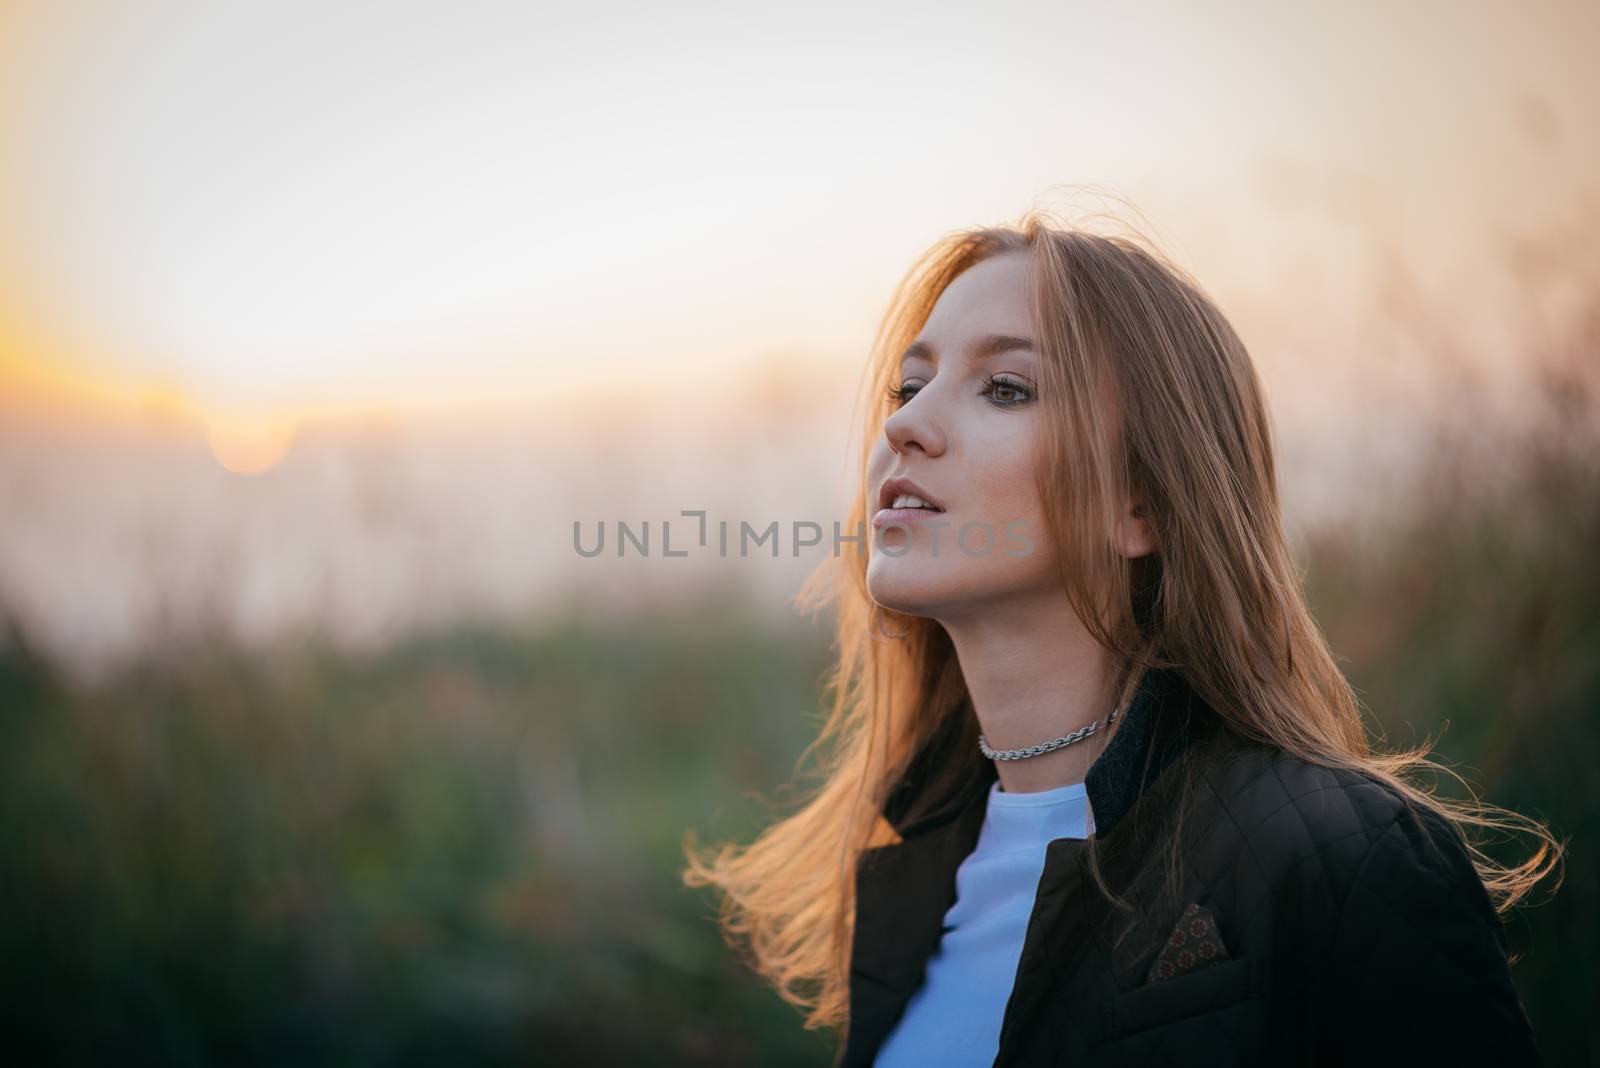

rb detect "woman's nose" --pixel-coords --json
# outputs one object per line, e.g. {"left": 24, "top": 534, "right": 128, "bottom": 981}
{"left": 884, "top": 395, "right": 947, "bottom": 457}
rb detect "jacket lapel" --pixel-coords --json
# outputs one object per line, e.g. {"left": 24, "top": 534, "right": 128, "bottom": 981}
{"left": 843, "top": 794, "right": 989, "bottom": 1066}
{"left": 838, "top": 665, "right": 1213, "bottom": 1068}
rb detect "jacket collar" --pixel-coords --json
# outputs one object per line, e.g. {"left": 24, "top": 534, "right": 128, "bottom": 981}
{"left": 879, "top": 663, "right": 1209, "bottom": 843}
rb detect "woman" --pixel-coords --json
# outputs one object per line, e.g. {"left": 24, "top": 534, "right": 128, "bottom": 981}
{"left": 681, "top": 214, "right": 1562, "bottom": 1066}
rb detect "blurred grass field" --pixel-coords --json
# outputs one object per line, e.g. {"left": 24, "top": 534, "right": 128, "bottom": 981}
{"left": 1, "top": 397, "right": 1595, "bottom": 1066}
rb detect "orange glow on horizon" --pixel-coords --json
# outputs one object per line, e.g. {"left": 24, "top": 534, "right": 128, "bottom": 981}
{"left": 0, "top": 299, "right": 849, "bottom": 451}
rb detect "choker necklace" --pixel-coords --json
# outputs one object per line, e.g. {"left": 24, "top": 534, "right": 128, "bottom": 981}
{"left": 978, "top": 704, "right": 1123, "bottom": 762}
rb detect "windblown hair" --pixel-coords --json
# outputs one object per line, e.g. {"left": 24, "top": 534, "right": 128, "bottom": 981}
{"left": 679, "top": 209, "right": 1563, "bottom": 1035}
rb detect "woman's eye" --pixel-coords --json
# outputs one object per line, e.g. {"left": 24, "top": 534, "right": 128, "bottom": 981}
{"left": 983, "top": 375, "right": 1035, "bottom": 408}
{"left": 886, "top": 381, "right": 922, "bottom": 406}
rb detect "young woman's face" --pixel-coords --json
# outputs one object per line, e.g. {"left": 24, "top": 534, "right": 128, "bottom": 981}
{"left": 865, "top": 251, "right": 1059, "bottom": 620}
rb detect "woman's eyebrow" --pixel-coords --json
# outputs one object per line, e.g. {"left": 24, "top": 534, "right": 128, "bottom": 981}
{"left": 899, "top": 334, "right": 1036, "bottom": 367}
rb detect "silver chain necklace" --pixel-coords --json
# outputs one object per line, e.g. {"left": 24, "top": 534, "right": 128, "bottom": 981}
{"left": 978, "top": 704, "right": 1123, "bottom": 762}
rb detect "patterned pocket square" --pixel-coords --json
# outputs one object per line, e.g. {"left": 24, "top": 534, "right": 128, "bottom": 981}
{"left": 1144, "top": 902, "right": 1230, "bottom": 984}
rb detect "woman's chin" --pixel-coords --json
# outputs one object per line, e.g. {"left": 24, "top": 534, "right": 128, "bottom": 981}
{"left": 865, "top": 560, "right": 953, "bottom": 618}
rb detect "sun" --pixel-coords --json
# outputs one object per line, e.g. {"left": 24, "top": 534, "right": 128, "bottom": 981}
{"left": 203, "top": 410, "right": 298, "bottom": 475}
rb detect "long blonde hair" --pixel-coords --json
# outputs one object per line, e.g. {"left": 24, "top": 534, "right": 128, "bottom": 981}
{"left": 680, "top": 210, "right": 1563, "bottom": 1034}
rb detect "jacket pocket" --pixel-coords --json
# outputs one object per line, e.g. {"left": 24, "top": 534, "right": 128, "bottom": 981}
{"left": 1103, "top": 954, "right": 1258, "bottom": 1040}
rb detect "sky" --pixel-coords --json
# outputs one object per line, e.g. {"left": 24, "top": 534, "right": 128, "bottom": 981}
{"left": 3, "top": 1, "right": 1594, "bottom": 418}
{"left": 0, "top": 0, "right": 1595, "bottom": 674}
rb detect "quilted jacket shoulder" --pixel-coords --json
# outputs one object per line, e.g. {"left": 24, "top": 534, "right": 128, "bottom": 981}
{"left": 1186, "top": 743, "right": 1426, "bottom": 927}
{"left": 1166, "top": 741, "right": 1539, "bottom": 1064}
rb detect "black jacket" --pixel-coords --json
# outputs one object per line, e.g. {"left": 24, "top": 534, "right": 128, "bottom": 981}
{"left": 837, "top": 666, "right": 1541, "bottom": 1067}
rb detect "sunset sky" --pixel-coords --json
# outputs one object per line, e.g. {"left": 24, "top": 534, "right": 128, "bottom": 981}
{"left": 3, "top": 1, "right": 1594, "bottom": 421}
{"left": 1, "top": 1, "right": 1595, "bottom": 673}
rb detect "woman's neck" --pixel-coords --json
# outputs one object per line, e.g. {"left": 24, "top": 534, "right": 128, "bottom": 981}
{"left": 941, "top": 593, "right": 1120, "bottom": 795}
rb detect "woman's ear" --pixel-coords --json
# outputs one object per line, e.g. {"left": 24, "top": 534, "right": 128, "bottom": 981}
{"left": 1115, "top": 497, "right": 1158, "bottom": 560}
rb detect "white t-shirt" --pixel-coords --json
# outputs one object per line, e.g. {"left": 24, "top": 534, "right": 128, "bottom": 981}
{"left": 873, "top": 777, "right": 1094, "bottom": 1066}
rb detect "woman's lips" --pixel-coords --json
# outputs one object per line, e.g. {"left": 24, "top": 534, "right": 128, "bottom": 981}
{"left": 872, "top": 506, "right": 946, "bottom": 529}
